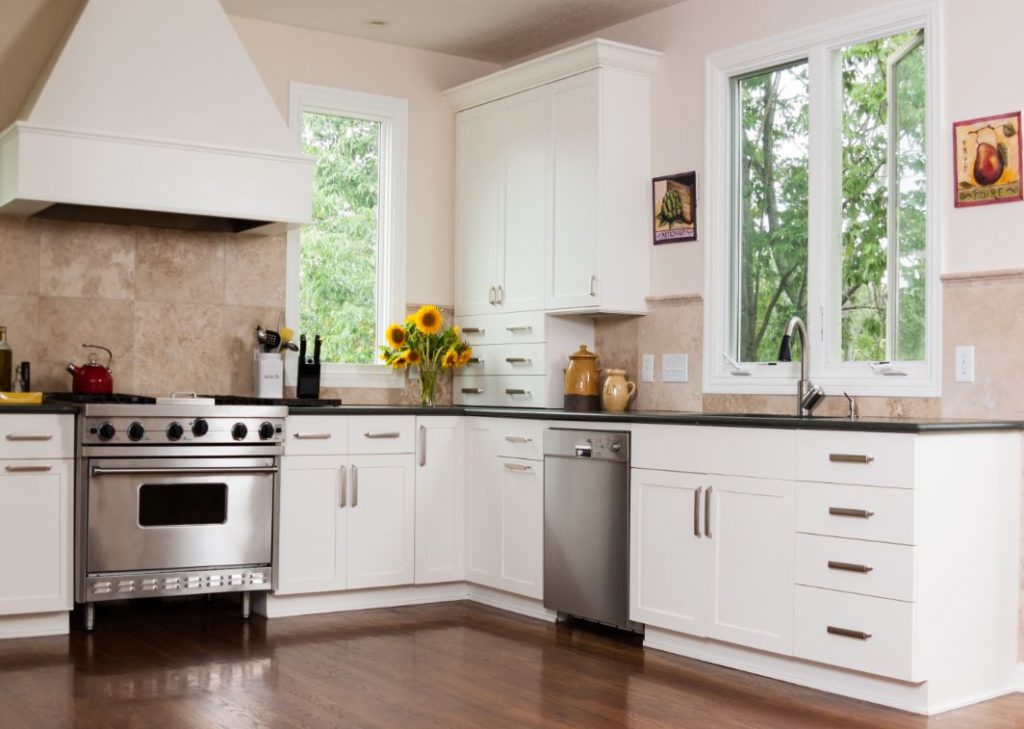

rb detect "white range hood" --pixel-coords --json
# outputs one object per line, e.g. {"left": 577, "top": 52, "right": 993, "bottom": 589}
{"left": 0, "top": 0, "right": 313, "bottom": 234}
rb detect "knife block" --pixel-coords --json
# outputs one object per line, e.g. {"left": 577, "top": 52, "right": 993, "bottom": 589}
{"left": 296, "top": 360, "right": 321, "bottom": 399}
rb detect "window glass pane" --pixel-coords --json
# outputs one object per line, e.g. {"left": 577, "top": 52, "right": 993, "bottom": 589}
{"left": 839, "top": 31, "right": 925, "bottom": 362}
{"left": 736, "top": 62, "right": 809, "bottom": 363}
{"left": 300, "top": 112, "right": 381, "bottom": 365}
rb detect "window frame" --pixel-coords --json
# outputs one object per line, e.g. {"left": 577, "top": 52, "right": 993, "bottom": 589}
{"left": 286, "top": 82, "right": 408, "bottom": 389}
{"left": 703, "top": 0, "right": 942, "bottom": 397}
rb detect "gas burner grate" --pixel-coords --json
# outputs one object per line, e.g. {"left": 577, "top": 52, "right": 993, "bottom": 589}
{"left": 44, "top": 392, "right": 157, "bottom": 405}
{"left": 206, "top": 394, "right": 342, "bottom": 407}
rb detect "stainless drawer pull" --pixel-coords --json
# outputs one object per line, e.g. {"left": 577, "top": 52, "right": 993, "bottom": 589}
{"left": 461, "top": 327, "right": 484, "bottom": 334}
{"left": 5, "top": 433, "right": 53, "bottom": 441}
{"left": 294, "top": 432, "right": 332, "bottom": 440}
{"left": 503, "top": 463, "right": 532, "bottom": 472}
{"left": 693, "top": 486, "right": 703, "bottom": 537}
{"left": 829, "top": 453, "right": 875, "bottom": 464}
{"left": 505, "top": 357, "right": 532, "bottom": 364}
{"left": 461, "top": 387, "right": 484, "bottom": 394}
{"left": 828, "top": 560, "right": 874, "bottom": 573}
{"left": 704, "top": 486, "right": 712, "bottom": 538}
{"left": 827, "top": 625, "right": 872, "bottom": 640}
{"left": 5, "top": 464, "right": 53, "bottom": 473}
{"left": 467, "top": 357, "right": 482, "bottom": 364}
{"left": 505, "top": 388, "right": 530, "bottom": 396}
{"left": 504, "top": 435, "right": 532, "bottom": 444}
{"left": 506, "top": 326, "right": 532, "bottom": 333}
{"left": 364, "top": 431, "right": 401, "bottom": 439}
{"left": 828, "top": 507, "right": 875, "bottom": 518}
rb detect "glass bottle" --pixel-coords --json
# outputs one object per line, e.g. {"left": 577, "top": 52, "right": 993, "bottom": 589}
{"left": 0, "top": 327, "right": 11, "bottom": 392}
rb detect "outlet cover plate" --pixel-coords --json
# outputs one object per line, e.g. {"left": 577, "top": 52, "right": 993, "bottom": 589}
{"left": 955, "top": 346, "right": 975, "bottom": 382}
{"left": 662, "top": 354, "right": 688, "bottom": 383}
{"left": 641, "top": 354, "right": 655, "bottom": 383}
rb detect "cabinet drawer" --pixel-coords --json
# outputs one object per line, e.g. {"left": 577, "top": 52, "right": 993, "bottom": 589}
{"left": 796, "top": 482, "right": 916, "bottom": 545}
{"left": 285, "top": 416, "right": 348, "bottom": 455}
{"left": 495, "top": 420, "right": 546, "bottom": 460}
{"left": 631, "top": 424, "right": 707, "bottom": 473}
{"left": 794, "top": 586, "right": 919, "bottom": 682}
{"left": 706, "top": 427, "right": 795, "bottom": 480}
{"left": 795, "top": 534, "right": 915, "bottom": 602}
{"left": 0, "top": 414, "right": 74, "bottom": 460}
{"left": 455, "top": 311, "right": 547, "bottom": 345}
{"left": 454, "top": 375, "right": 549, "bottom": 408}
{"left": 796, "top": 431, "right": 915, "bottom": 488}
{"left": 464, "top": 343, "right": 548, "bottom": 376}
{"left": 348, "top": 417, "right": 415, "bottom": 454}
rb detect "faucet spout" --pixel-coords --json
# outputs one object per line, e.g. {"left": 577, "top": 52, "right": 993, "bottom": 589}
{"left": 778, "top": 315, "right": 823, "bottom": 417}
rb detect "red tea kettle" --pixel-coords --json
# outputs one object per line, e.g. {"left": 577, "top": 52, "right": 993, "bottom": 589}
{"left": 67, "top": 344, "right": 114, "bottom": 395}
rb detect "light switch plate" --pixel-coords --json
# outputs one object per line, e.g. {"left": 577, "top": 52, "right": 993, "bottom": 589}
{"left": 641, "top": 354, "right": 655, "bottom": 383}
{"left": 662, "top": 354, "right": 688, "bottom": 383}
{"left": 955, "top": 346, "right": 975, "bottom": 382}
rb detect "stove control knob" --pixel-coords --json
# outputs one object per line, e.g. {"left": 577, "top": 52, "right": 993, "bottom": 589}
{"left": 127, "top": 422, "right": 145, "bottom": 442}
{"left": 167, "top": 422, "right": 184, "bottom": 441}
{"left": 231, "top": 423, "right": 248, "bottom": 441}
{"left": 191, "top": 418, "right": 209, "bottom": 437}
{"left": 98, "top": 422, "right": 116, "bottom": 441}
{"left": 258, "top": 422, "right": 275, "bottom": 441}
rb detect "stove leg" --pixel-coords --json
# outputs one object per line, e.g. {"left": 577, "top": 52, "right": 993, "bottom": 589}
{"left": 240, "top": 591, "right": 251, "bottom": 620}
{"left": 84, "top": 603, "right": 95, "bottom": 632}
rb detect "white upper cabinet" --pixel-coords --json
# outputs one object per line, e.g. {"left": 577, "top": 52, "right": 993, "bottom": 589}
{"left": 446, "top": 39, "right": 659, "bottom": 318}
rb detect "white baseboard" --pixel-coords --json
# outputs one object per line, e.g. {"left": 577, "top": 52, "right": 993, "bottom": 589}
{"left": 0, "top": 611, "right": 69, "bottom": 639}
{"left": 466, "top": 584, "right": 557, "bottom": 623}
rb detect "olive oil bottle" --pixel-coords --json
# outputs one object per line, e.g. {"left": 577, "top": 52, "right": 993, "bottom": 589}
{"left": 0, "top": 327, "right": 12, "bottom": 392}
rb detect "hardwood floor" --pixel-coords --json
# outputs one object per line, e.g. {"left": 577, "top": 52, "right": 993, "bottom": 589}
{"left": 0, "top": 598, "right": 1022, "bottom": 728}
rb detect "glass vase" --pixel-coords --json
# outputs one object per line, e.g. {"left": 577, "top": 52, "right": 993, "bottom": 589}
{"left": 418, "top": 364, "right": 439, "bottom": 407}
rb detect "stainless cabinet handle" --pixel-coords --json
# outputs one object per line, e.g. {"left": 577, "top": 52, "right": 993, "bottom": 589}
{"left": 488, "top": 286, "right": 496, "bottom": 305}
{"left": 467, "top": 357, "right": 482, "bottom": 364}
{"left": 694, "top": 486, "right": 703, "bottom": 537}
{"left": 461, "top": 327, "right": 484, "bottom": 334}
{"left": 829, "top": 507, "right": 875, "bottom": 518}
{"left": 5, "top": 464, "right": 54, "bottom": 473}
{"left": 505, "top": 326, "right": 532, "bottom": 333}
{"left": 589, "top": 275, "right": 598, "bottom": 297}
{"left": 505, "top": 357, "right": 532, "bottom": 364}
{"left": 827, "top": 626, "right": 872, "bottom": 640}
{"left": 419, "top": 425, "right": 427, "bottom": 467}
{"left": 461, "top": 387, "right": 484, "bottom": 394}
{"left": 339, "top": 466, "right": 347, "bottom": 508}
{"left": 351, "top": 465, "right": 358, "bottom": 507}
{"left": 294, "top": 432, "right": 332, "bottom": 440}
{"left": 5, "top": 434, "right": 53, "bottom": 441}
{"left": 364, "top": 431, "right": 401, "bottom": 439}
{"left": 828, "top": 560, "right": 873, "bottom": 573}
{"left": 829, "top": 453, "right": 875, "bottom": 464}
{"left": 505, "top": 388, "right": 530, "bottom": 396}
{"left": 704, "top": 486, "right": 712, "bottom": 538}
{"left": 497, "top": 285, "right": 504, "bottom": 304}
{"left": 504, "top": 435, "right": 532, "bottom": 444}
{"left": 504, "top": 462, "right": 532, "bottom": 472}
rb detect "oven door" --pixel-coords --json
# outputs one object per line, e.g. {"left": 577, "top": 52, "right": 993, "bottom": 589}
{"left": 86, "top": 457, "right": 275, "bottom": 574}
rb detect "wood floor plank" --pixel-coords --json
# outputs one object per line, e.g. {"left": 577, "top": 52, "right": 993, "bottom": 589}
{"left": 0, "top": 598, "right": 1021, "bottom": 728}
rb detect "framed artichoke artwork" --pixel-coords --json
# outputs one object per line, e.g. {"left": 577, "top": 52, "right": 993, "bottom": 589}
{"left": 653, "top": 171, "right": 697, "bottom": 243}
{"left": 953, "top": 112, "right": 1021, "bottom": 208}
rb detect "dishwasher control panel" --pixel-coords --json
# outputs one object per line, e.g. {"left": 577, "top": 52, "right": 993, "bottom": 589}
{"left": 544, "top": 429, "right": 629, "bottom": 462}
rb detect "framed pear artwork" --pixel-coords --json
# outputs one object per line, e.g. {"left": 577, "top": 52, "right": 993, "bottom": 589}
{"left": 953, "top": 111, "right": 1021, "bottom": 207}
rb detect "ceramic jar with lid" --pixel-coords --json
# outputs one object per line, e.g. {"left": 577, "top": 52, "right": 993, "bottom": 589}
{"left": 563, "top": 344, "right": 601, "bottom": 412}
{"left": 601, "top": 369, "right": 636, "bottom": 412}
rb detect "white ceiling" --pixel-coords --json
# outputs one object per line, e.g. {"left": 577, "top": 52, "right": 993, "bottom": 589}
{"left": 219, "top": 0, "right": 684, "bottom": 63}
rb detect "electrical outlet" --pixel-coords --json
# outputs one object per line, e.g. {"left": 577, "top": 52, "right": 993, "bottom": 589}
{"left": 955, "top": 346, "right": 975, "bottom": 382}
{"left": 662, "top": 354, "right": 688, "bottom": 383}
{"left": 641, "top": 354, "right": 655, "bottom": 383}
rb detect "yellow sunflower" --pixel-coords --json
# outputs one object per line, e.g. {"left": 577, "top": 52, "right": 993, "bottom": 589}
{"left": 458, "top": 347, "right": 473, "bottom": 366}
{"left": 406, "top": 350, "right": 422, "bottom": 365}
{"left": 386, "top": 324, "right": 407, "bottom": 348}
{"left": 414, "top": 305, "right": 443, "bottom": 335}
{"left": 393, "top": 351, "right": 410, "bottom": 369}
{"left": 442, "top": 349, "right": 458, "bottom": 368}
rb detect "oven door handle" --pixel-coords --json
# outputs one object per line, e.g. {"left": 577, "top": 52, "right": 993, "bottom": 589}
{"left": 90, "top": 466, "right": 279, "bottom": 477}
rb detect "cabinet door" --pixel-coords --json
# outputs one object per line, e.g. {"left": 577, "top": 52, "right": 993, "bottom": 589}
{"left": 629, "top": 468, "right": 707, "bottom": 635}
{"left": 415, "top": 417, "right": 464, "bottom": 584}
{"left": 498, "top": 457, "right": 543, "bottom": 599}
{"left": 0, "top": 460, "right": 72, "bottom": 615}
{"left": 456, "top": 105, "right": 504, "bottom": 315}
{"left": 277, "top": 455, "right": 348, "bottom": 594}
{"left": 464, "top": 420, "right": 501, "bottom": 587}
{"left": 347, "top": 454, "right": 415, "bottom": 589}
{"left": 704, "top": 476, "right": 795, "bottom": 655}
{"left": 499, "top": 87, "right": 548, "bottom": 313}
{"left": 548, "top": 70, "right": 600, "bottom": 311}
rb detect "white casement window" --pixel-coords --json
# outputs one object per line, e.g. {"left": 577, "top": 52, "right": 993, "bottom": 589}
{"left": 287, "top": 83, "right": 408, "bottom": 388}
{"left": 704, "top": 1, "right": 941, "bottom": 397}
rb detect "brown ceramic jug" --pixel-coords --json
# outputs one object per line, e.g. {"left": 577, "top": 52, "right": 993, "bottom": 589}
{"left": 563, "top": 344, "right": 601, "bottom": 411}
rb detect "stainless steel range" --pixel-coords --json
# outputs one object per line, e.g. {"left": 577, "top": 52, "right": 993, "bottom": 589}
{"left": 74, "top": 399, "right": 287, "bottom": 630}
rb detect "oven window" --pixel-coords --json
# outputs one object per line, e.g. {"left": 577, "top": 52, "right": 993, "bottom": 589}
{"left": 138, "top": 483, "right": 228, "bottom": 527}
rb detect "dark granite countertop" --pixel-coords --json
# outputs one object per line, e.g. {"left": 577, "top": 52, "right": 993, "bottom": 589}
{"left": 286, "top": 404, "right": 1024, "bottom": 433}
{"left": 0, "top": 403, "right": 79, "bottom": 414}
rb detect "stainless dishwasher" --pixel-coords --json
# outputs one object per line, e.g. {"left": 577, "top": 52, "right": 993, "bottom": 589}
{"left": 543, "top": 428, "right": 634, "bottom": 630}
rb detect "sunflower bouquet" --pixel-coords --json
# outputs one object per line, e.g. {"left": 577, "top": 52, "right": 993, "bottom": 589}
{"left": 380, "top": 305, "right": 472, "bottom": 406}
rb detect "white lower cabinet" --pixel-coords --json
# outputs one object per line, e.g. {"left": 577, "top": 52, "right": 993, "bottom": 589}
{"left": 497, "top": 457, "right": 543, "bottom": 599}
{"left": 0, "top": 459, "right": 73, "bottom": 615}
{"left": 464, "top": 419, "right": 501, "bottom": 586}
{"left": 415, "top": 417, "right": 464, "bottom": 584}
{"left": 346, "top": 454, "right": 415, "bottom": 589}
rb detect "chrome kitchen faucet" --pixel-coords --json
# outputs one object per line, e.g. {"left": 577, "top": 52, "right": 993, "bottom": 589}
{"left": 777, "top": 315, "right": 825, "bottom": 417}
